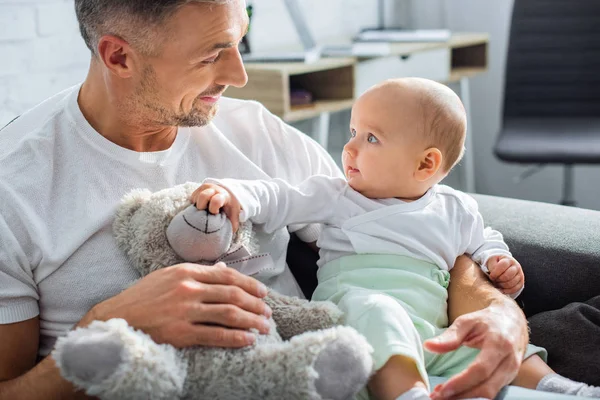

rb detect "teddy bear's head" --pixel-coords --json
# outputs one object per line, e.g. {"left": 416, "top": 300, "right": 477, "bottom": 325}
{"left": 113, "top": 182, "right": 254, "bottom": 277}
{"left": 166, "top": 205, "right": 232, "bottom": 262}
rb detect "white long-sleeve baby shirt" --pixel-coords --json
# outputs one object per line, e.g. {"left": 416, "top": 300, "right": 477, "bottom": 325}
{"left": 208, "top": 175, "right": 514, "bottom": 281}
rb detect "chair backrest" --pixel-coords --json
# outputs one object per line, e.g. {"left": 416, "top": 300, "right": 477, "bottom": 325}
{"left": 504, "top": 0, "right": 600, "bottom": 118}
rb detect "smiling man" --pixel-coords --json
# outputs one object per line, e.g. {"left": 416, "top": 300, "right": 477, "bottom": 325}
{"left": 0, "top": 1, "right": 533, "bottom": 399}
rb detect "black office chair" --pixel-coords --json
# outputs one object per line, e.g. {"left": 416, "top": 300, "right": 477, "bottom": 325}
{"left": 495, "top": 0, "right": 600, "bottom": 206}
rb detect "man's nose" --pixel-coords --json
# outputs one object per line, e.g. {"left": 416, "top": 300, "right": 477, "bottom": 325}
{"left": 215, "top": 48, "right": 248, "bottom": 88}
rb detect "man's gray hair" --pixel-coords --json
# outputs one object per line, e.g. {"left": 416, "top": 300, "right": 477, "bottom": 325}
{"left": 74, "top": 0, "right": 230, "bottom": 56}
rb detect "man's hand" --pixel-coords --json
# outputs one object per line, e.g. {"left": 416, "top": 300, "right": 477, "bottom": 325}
{"left": 487, "top": 255, "right": 524, "bottom": 296}
{"left": 85, "top": 262, "right": 272, "bottom": 348}
{"left": 191, "top": 183, "right": 241, "bottom": 232}
{"left": 424, "top": 303, "right": 528, "bottom": 400}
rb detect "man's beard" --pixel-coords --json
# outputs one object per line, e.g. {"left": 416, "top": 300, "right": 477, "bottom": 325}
{"left": 134, "top": 66, "right": 225, "bottom": 127}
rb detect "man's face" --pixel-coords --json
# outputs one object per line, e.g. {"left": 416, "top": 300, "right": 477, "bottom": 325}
{"left": 132, "top": 0, "right": 249, "bottom": 127}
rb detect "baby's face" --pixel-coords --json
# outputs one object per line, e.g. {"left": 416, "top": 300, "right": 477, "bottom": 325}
{"left": 343, "top": 89, "right": 425, "bottom": 199}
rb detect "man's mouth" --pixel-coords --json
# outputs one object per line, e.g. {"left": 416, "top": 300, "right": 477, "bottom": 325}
{"left": 199, "top": 94, "right": 222, "bottom": 104}
{"left": 198, "top": 86, "right": 227, "bottom": 104}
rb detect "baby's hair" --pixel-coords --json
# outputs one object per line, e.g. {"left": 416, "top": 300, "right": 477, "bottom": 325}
{"left": 416, "top": 79, "right": 467, "bottom": 172}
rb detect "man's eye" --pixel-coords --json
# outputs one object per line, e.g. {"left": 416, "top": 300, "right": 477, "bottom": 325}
{"left": 367, "top": 133, "right": 379, "bottom": 143}
{"left": 350, "top": 129, "right": 356, "bottom": 138}
{"left": 202, "top": 53, "right": 222, "bottom": 64}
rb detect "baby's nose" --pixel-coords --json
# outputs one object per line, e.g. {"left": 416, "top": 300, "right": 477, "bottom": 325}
{"left": 343, "top": 143, "right": 357, "bottom": 157}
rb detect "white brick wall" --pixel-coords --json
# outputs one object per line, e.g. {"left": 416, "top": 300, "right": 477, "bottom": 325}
{"left": 0, "top": 0, "right": 391, "bottom": 128}
{"left": 247, "top": 0, "right": 383, "bottom": 53}
{"left": 0, "top": 0, "right": 89, "bottom": 127}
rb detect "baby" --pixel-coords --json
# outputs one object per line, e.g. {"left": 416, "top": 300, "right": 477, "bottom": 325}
{"left": 193, "top": 78, "right": 599, "bottom": 400}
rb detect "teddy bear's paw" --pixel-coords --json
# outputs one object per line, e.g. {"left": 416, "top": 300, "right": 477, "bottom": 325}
{"left": 52, "top": 319, "right": 128, "bottom": 389}
{"left": 52, "top": 319, "right": 187, "bottom": 400}
{"left": 311, "top": 326, "right": 374, "bottom": 400}
{"left": 266, "top": 292, "right": 344, "bottom": 340}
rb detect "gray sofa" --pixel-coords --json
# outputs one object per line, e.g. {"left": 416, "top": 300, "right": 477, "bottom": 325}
{"left": 287, "top": 194, "right": 600, "bottom": 387}
{"left": 475, "top": 194, "right": 600, "bottom": 386}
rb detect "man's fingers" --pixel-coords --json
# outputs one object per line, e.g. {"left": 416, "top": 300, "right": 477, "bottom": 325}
{"left": 190, "top": 304, "right": 271, "bottom": 334}
{"left": 188, "top": 263, "right": 268, "bottom": 298}
{"left": 436, "top": 349, "right": 508, "bottom": 399}
{"left": 446, "top": 355, "right": 514, "bottom": 400}
{"left": 177, "top": 324, "right": 257, "bottom": 349}
{"left": 424, "top": 319, "right": 471, "bottom": 354}
{"left": 200, "top": 284, "right": 271, "bottom": 317}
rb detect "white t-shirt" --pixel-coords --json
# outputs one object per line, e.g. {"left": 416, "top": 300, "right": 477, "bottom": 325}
{"left": 0, "top": 85, "right": 342, "bottom": 357}
{"left": 211, "top": 175, "right": 517, "bottom": 289}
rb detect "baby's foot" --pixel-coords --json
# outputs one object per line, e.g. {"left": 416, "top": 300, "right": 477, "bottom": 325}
{"left": 538, "top": 373, "right": 600, "bottom": 398}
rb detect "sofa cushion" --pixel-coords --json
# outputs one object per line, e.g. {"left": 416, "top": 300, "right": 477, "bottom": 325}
{"left": 473, "top": 194, "right": 600, "bottom": 317}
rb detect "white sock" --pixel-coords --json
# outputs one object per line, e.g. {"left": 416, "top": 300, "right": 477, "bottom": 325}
{"left": 537, "top": 373, "right": 600, "bottom": 398}
{"left": 395, "top": 387, "right": 430, "bottom": 400}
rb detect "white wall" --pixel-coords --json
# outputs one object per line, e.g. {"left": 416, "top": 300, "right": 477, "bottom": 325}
{"left": 0, "top": 0, "right": 388, "bottom": 128}
{"left": 411, "top": 0, "right": 600, "bottom": 210}
{"left": 0, "top": 0, "right": 90, "bottom": 127}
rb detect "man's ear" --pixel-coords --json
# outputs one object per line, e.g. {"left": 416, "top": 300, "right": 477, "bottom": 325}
{"left": 414, "top": 147, "right": 443, "bottom": 182}
{"left": 97, "top": 35, "right": 139, "bottom": 78}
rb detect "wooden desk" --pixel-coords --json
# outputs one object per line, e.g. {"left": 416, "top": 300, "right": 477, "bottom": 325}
{"left": 224, "top": 32, "right": 489, "bottom": 192}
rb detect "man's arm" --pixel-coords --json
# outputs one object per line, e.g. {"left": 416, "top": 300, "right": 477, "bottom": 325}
{"left": 0, "top": 317, "right": 90, "bottom": 400}
{"left": 446, "top": 256, "right": 523, "bottom": 324}
{"left": 426, "top": 256, "right": 529, "bottom": 400}
{"left": 1, "top": 262, "right": 273, "bottom": 400}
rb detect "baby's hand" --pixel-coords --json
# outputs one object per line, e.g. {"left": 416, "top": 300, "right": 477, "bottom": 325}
{"left": 191, "top": 183, "right": 241, "bottom": 232}
{"left": 486, "top": 255, "right": 524, "bottom": 296}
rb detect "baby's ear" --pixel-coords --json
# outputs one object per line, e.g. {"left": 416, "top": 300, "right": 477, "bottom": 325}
{"left": 415, "top": 147, "right": 443, "bottom": 182}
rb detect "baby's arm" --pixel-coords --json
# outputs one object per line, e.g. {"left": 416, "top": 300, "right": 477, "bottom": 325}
{"left": 461, "top": 196, "right": 524, "bottom": 298}
{"left": 202, "top": 175, "right": 346, "bottom": 234}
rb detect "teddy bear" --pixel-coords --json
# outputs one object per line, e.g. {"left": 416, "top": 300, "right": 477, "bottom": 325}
{"left": 51, "top": 183, "right": 373, "bottom": 400}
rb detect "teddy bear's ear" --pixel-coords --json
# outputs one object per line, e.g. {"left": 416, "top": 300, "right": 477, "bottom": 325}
{"left": 113, "top": 189, "right": 153, "bottom": 253}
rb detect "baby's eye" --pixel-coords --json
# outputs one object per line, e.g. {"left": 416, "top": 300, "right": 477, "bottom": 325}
{"left": 350, "top": 128, "right": 356, "bottom": 138}
{"left": 367, "top": 133, "right": 379, "bottom": 143}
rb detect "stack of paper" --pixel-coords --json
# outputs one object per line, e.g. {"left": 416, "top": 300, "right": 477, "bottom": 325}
{"left": 350, "top": 29, "right": 451, "bottom": 56}
{"left": 354, "top": 29, "right": 451, "bottom": 43}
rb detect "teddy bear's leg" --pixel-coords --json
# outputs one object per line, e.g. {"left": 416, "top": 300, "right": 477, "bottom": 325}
{"left": 310, "top": 326, "right": 374, "bottom": 400}
{"left": 264, "top": 290, "right": 344, "bottom": 340}
{"left": 184, "top": 325, "right": 372, "bottom": 400}
{"left": 257, "top": 325, "right": 373, "bottom": 400}
{"left": 52, "top": 319, "right": 187, "bottom": 400}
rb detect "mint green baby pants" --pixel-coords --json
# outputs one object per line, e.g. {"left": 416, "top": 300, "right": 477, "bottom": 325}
{"left": 312, "top": 254, "right": 547, "bottom": 399}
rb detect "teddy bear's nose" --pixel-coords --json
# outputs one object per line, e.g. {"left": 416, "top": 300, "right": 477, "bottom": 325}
{"left": 182, "top": 206, "right": 227, "bottom": 233}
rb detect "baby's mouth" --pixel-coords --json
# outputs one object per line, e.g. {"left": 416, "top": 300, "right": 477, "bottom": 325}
{"left": 347, "top": 166, "right": 360, "bottom": 175}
